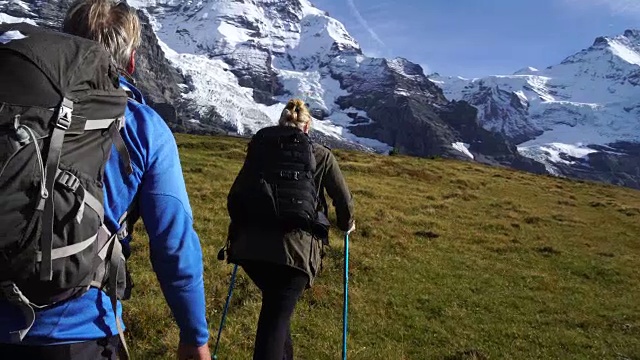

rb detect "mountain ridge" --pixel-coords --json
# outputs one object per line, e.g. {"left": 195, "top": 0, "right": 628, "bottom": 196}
{"left": 9, "top": 0, "right": 640, "bottom": 185}
{"left": 431, "top": 29, "right": 640, "bottom": 188}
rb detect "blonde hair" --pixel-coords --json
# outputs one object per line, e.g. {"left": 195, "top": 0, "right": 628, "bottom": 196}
{"left": 63, "top": 0, "right": 141, "bottom": 71}
{"left": 279, "top": 99, "right": 312, "bottom": 130}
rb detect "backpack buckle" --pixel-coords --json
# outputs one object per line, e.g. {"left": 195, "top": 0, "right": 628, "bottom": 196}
{"left": 57, "top": 171, "right": 80, "bottom": 192}
{"left": 116, "top": 224, "right": 129, "bottom": 241}
{"left": 279, "top": 171, "right": 300, "bottom": 180}
{"left": 55, "top": 99, "right": 73, "bottom": 130}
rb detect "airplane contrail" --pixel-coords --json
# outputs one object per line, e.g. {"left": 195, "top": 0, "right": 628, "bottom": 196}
{"left": 346, "top": 0, "right": 386, "bottom": 47}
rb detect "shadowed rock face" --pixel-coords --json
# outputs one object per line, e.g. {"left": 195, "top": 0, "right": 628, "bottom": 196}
{"left": 223, "top": 44, "right": 284, "bottom": 106}
{"left": 328, "top": 57, "right": 546, "bottom": 173}
{"left": 131, "top": 10, "right": 185, "bottom": 122}
{"left": 552, "top": 142, "right": 640, "bottom": 189}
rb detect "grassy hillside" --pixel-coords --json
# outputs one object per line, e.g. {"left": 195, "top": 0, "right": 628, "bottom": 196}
{"left": 124, "top": 133, "right": 640, "bottom": 359}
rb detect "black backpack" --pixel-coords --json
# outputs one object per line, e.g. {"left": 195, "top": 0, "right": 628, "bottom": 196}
{"left": 0, "top": 23, "right": 133, "bottom": 349}
{"left": 229, "top": 125, "right": 324, "bottom": 234}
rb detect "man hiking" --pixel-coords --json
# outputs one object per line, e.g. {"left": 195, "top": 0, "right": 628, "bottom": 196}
{"left": 0, "top": 1, "right": 210, "bottom": 359}
{"left": 225, "top": 99, "right": 355, "bottom": 359}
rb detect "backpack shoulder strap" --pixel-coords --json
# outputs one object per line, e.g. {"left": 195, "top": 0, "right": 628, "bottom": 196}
{"left": 109, "top": 118, "right": 133, "bottom": 176}
{"left": 40, "top": 98, "right": 73, "bottom": 281}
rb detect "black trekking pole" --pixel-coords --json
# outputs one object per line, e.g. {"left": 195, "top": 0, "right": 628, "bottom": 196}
{"left": 212, "top": 264, "right": 238, "bottom": 360}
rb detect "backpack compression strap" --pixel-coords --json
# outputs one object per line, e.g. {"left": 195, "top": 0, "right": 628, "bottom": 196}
{"left": 39, "top": 100, "right": 131, "bottom": 281}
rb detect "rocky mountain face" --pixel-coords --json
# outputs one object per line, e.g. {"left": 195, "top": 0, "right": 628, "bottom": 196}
{"left": 431, "top": 31, "right": 640, "bottom": 189}
{"left": 0, "top": 0, "right": 544, "bottom": 173}
{"left": 0, "top": 0, "right": 225, "bottom": 132}
{"left": 556, "top": 142, "right": 640, "bottom": 189}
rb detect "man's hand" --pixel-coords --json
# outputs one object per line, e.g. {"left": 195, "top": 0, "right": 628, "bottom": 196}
{"left": 347, "top": 220, "right": 356, "bottom": 234}
{"left": 177, "top": 342, "right": 211, "bottom": 360}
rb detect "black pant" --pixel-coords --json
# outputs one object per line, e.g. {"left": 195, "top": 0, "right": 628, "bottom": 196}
{"left": 0, "top": 336, "right": 120, "bottom": 360}
{"left": 242, "top": 262, "right": 308, "bottom": 360}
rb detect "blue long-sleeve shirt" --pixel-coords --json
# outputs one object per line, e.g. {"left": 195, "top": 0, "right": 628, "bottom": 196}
{"left": 0, "top": 78, "right": 209, "bottom": 346}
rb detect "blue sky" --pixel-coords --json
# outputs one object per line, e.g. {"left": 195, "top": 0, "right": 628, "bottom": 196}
{"left": 311, "top": 0, "right": 640, "bottom": 78}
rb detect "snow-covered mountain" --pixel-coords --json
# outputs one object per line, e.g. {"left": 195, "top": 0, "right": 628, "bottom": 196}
{"left": 431, "top": 31, "right": 640, "bottom": 188}
{"left": 0, "top": 0, "right": 544, "bottom": 174}
{"left": 133, "top": 0, "right": 379, "bottom": 145}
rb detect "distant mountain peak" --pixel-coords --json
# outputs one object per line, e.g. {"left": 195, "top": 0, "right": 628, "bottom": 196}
{"left": 387, "top": 57, "right": 425, "bottom": 77}
{"left": 433, "top": 28, "right": 640, "bottom": 188}
{"left": 623, "top": 29, "right": 640, "bottom": 41}
{"left": 513, "top": 66, "right": 539, "bottom": 75}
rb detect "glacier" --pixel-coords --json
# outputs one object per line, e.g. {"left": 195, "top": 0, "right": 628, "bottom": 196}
{"left": 123, "top": 0, "right": 391, "bottom": 152}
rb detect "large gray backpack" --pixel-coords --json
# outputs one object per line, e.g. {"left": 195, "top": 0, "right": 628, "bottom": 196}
{"left": 0, "top": 22, "right": 133, "bottom": 353}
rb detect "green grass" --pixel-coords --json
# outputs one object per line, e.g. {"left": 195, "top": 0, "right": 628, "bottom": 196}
{"left": 123, "top": 133, "right": 640, "bottom": 359}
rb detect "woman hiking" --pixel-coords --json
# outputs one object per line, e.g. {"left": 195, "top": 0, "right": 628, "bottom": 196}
{"left": 225, "top": 99, "right": 355, "bottom": 359}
